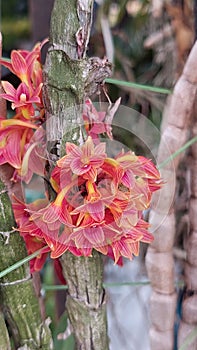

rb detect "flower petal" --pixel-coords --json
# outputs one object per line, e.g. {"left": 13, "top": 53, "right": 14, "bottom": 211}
{"left": 1, "top": 81, "right": 16, "bottom": 96}
{"left": 87, "top": 201, "right": 105, "bottom": 222}
{"left": 83, "top": 226, "right": 105, "bottom": 246}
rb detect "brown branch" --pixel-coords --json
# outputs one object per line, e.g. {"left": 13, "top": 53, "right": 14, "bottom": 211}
{"left": 146, "top": 41, "right": 197, "bottom": 350}
{"left": 178, "top": 96, "right": 197, "bottom": 348}
{"left": 43, "top": 1, "right": 110, "bottom": 348}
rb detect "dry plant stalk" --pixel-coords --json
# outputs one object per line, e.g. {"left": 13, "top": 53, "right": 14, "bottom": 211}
{"left": 151, "top": 0, "right": 165, "bottom": 18}
{"left": 178, "top": 112, "right": 197, "bottom": 348}
{"left": 146, "top": 41, "right": 197, "bottom": 350}
{"left": 166, "top": 0, "right": 194, "bottom": 76}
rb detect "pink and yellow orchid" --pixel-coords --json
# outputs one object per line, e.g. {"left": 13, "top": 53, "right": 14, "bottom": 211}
{"left": 0, "top": 81, "right": 43, "bottom": 119}
{"left": 0, "top": 42, "right": 48, "bottom": 183}
{"left": 1, "top": 42, "right": 163, "bottom": 269}
{"left": 20, "top": 133, "right": 162, "bottom": 265}
{"left": 0, "top": 118, "right": 36, "bottom": 170}
{"left": 0, "top": 40, "right": 46, "bottom": 89}
{"left": 12, "top": 196, "right": 50, "bottom": 272}
{"left": 57, "top": 136, "right": 106, "bottom": 181}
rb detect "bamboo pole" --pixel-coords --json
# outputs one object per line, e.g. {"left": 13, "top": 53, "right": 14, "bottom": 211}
{"left": 178, "top": 110, "right": 197, "bottom": 348}
{"left": 146, "top": 41, "right": 197, "bottom": 350}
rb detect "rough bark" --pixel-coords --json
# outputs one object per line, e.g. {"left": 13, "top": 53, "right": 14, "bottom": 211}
{"left": 43, "top": 0, "right": 110, "bottom": 349}
{"left": 146, "top": 41, "right": 197, "bottom": 350}
{"left": 178, "top": 98, "right": 197, "bottom": 348}
{"left": 0, "top": 177, "right": 53, "bottom": 350}
{"left": 61, "top": 251, "right": 108, "bottom": 350}
{"left": 0, "top": 33, "right": 53, "bottom": 350}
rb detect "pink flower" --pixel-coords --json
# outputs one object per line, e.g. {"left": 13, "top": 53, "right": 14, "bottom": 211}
{"left": 0, "top": 118, "right": 36, "bottom": 170}
{"left": 69, "top": 221, "right": 119, "bottom": 253}
{"left": 71, "top": 180, "right": 114, "bottom": 223}
{"left": 83, "top": 98, "right": 121, "bottom": 143}
{"left": 29, "top": 195, "right": 73, "bottom": 232}
{"left": 12, "top": 196, "right": 50, "bottom": 272}
{"left": 1, "top": 81, "right": 42, "bottom": 110}
{"left": 108, "top": 219, "right": 153, "bottom": 263}
{"left": 0, "top": 40, "right": 47, "bottom": 89}
{"left": 57, "top": 136, "right": 106, "bottom": 181}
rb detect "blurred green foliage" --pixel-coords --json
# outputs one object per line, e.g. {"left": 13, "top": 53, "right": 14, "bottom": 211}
{"left": 1, "top": 18, "right": 30, "bottom": 51}
{"left": 1, "top": 0, "right": 30, "bottom": 51}
{"left": 43, "top": 261, "right": 75, "bottom": 350}
{"left": 92, "top": 0, "right": 167, "bottom": 130}
{"left": 2, "top": 0, "right": 28, "bottom": 18}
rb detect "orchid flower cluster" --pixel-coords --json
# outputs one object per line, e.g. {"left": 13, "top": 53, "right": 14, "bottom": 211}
{"left": 0, "top": 42, "right": 163, "bottom": 273}
{"left": 0, "top": 40, "right": 46, "bottom": 182}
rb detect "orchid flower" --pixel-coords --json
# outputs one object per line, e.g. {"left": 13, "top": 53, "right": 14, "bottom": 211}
{"left": 57, "top": 136, "right": 106, "bottom": 181}
{"left": 1, "top": 81, "right": 42, "bottom": 108}
{"left": 1, "top": 43, "right": 163, "bottom": 270}
{"left": 0, "top": 118, "right": 36, "bottom": 170}
{"left": 0, "top": 40, "right": 47, "bottom": 89}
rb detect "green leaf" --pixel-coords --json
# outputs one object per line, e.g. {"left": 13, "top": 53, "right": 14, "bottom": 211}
{"left": 42, "top": 281, "right": 150, "bottom": 291}
{"left": 105, "top": 78, "right": 172, "bottom": 94}
{"left": 158, "top": 136, "right": 197, "bottom": 169}
{"left": 0, "top": 246, "right": 48, "bottom": 278}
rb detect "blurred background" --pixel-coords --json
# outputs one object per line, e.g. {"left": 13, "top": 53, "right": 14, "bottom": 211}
{"left": 1, "top": 0, "right": 194, "bottom": 128}
{"left": 0, "top": 1, "right": 195, "bottom": 349}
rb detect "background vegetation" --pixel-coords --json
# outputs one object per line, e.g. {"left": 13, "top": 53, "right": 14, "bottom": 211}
{"left": 0, "top": 0, "right": 196, "bottom": 349}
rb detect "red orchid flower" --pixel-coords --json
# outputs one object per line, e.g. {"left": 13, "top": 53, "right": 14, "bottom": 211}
{"left": 1, "top": 81, "right": 42, "bottom": 116}
{"left": 12, "top": 196, "right": 50, "bottom": 272}
{"left": 25, "top": 134, "right": 162, "bottom": 264}
{"left": 71, "top": 180, "right": 114, "bottom": 223}
{"left": 6, "top": 85, "right": 163, "bottom": 269}
{"left": 0, "top": 118, "right": 36, "bottom": 171}
{"left": 0, "top": 40, "right": 47, "bottom": 89}
{"left": 68, "top": 221, "right": 120, "bottom": 254}
{"left": 102, "top": 219, "right": 153, "bottom": 264}
{"left": 57, "top": 136, "right": 106, "bottom": 181}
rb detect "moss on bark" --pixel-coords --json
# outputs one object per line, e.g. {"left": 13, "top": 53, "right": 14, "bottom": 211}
{"left": 0, "top": 180, "right": 53, "bottom": 349}
{"left": 43, "top": 0, "right": 109, "bottom": 348}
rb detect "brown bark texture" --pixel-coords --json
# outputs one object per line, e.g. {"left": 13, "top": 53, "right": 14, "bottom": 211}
{"left": 178, "top": 87, "right": 197, "bottom": 348}
{"left": 146, "top": 40, "right": 197, "bottom": 350}
{"left": 43, "top": 0, "right": 111, "bottom": 349}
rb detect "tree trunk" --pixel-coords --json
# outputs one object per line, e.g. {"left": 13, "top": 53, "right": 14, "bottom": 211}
{"left": 0, "top": 308, "right": 11, "bottom": 349}
{"left": 0, "top": 176, "right": 53, "bottom": 349}
{"left": 61, "top": 251, "right": 108, "bottom": 350}
{"left": 43, "top": 0, "right": 110, "bottom": 348}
